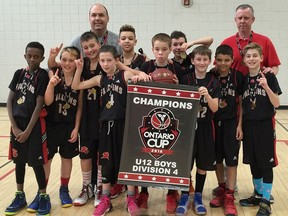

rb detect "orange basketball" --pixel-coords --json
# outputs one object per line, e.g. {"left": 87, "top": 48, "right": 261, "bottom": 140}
{"left": 150, "top": 68, "right": 175, "bottom": 84}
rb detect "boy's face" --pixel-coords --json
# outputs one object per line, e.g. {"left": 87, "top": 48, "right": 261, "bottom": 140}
{"left": 99, "top": 52, "right": 116, "bottom": 74}
{"left": 81, "top": 38, "right": 100, "bottom": 59}
{"left": 24, "top": 48, "right": 44, "bottom": 71}
{"left": 215, "top": 54, "right": 233, "bottom": 74}
{"left": 60, "top": 51, "right": 77, "bottom": 74}
{"left": 152, "top": 40, "right": 171, "bottom": 64}
{"left": 118, "top": 31, "right": 137, "bottom": 53}
{"left": 171, "top": 37, "right": 186, "bottom": 57}
{"left": 243, "top": 49, "right": 263, "bottom": 70}
{"left": 191, "top": 54, "right": 211, "bottom": 73}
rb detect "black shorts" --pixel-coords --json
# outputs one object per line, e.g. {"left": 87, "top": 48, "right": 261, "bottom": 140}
{"left": 193, "top": 120, "right": 216, "bottom": 171}
{"left": 242, "top": 118, "right": 277, "bottom": 168}
{"left": 99, "top": 120, "right": 125, "bottom": 183}
{"left": 79, "top": 137, "right": 99, "bottom": 160}
{"left": 46, "top": 123, "right": 79, "bottom": 160}
{"left": 214, "top": 118, "right": 240, "bottom": 166}
{"left": 9, "top": 117, "right": 48, "bottom": 166}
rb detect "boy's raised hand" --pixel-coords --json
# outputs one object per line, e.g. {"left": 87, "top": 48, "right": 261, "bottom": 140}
{"left": 48, "top": 69, "right": 61, "bottom": 87}
{"left": 50, "top": 43, "right": 63, "bottom": 58}
{"left": 75, "top": 56, "right": 84, "bottom": 71}
{"left": 257, "top": 72, "right": 268, "bottom": 89}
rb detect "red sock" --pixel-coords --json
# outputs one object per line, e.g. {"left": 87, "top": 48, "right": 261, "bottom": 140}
{"left": 219, "top": 182, "right": 226, "bottom": 188}
{"left": 61, "top": 177, "right": 70, "bottom": 186}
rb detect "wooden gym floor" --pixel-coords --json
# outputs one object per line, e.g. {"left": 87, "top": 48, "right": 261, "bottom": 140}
{"left": 1, "top": 107, "right": 288, "bottom": 216}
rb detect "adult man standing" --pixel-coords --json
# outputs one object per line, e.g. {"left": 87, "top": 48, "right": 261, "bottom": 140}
{"left": 71, "top": 3, "right": 121, "bottom": 55}
{"left": 221, "top": 4, "right": 280, "bottom": 75}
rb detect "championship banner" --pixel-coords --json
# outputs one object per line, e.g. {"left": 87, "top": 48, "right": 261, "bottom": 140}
{"left": 118, "top": 81, "right": 200, "bottom": 191}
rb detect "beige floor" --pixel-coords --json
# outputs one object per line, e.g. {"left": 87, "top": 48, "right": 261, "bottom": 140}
{"left": 0, "top": 107, "right": 288, "bottom": 216}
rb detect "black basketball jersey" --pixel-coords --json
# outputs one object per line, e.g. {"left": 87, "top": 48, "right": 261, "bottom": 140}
{"left": 120, "top": 53, "right": 146, "bottom": 70}
{"left": 46, "top": 70, "right": 80, "bottom": 124}
{"left": 181, "top": 71, "right": 221, "bottom": 122}
{"left": 173, "top": 55, "right": 194, "bottom": 79}
{"left": 139, "top": 59, "right": 183, "bottom": 81}
{"left": 9, "top": 68, "right": 49, "bottom": 119}
{"left": 80, "top": 57, "right": 102, "bottom": 139}
{"left": 100, "top": 70, "right": 127, "bottom": 121}
{"left": 213, "top": 69, "right": 244, "bottom": 121}
{"left": 242, "top": 72, "right": 282, "bottom": 120}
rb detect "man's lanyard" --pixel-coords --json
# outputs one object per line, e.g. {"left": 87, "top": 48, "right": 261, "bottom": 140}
{"left": 236, "top": 31, "right": 253, "bottom": 58}
{"left": 99, "top": 31, "right": 108, "bottom": 46}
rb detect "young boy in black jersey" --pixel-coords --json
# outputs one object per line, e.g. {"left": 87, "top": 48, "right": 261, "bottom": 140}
{"left": 118, "top": 24, "right": 148, "bottom": 70}
{"left": 136, "top": 33, "right": 180, "bottom": 214}
{"left": 5, "top": 42, "right": 51, "bottom": 216}
{"left": 170, "top": 30, "right": 213, "bottom": 71}
{"left": 73, "top": 45, "right": 141, "bottom": 216}
{"left": 44, "top": 46, "right": 83, "bottom": 209}
{"left": 70, "top": 32, "right": 102, "bottom": 207}
{"left": 209, "top": 45, "right": 244, "bottom": 216}
{"left": 239, "top": 43, "right": 281, "bottom": 216}
{"left": 180, "top": 45, "right": 221, "bottom": 215}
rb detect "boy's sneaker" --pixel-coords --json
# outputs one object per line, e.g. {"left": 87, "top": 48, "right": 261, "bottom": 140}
{"left": 136, "top": 192, "right": 149, "bottom": 209}
{"left": 94, "top": 185, "right": 102, "bottom": 207}
{"left": 92, "top": 194, "right": 112, "bottom": 216}
{"left": 210, "top": 187, "right": 225, "bottom": 207}
{"left": 36, "top": 193, "right": 51, "bottom": 216}
{"left": 166, "top": 190, "right": 179, "bottom": 214}
{"left": 110, "top": 184, "right": 126, "bottom": 199}
{"left": 73, "top": 184, "right": 94, "bottom": 206}
{"left": 224, "top": 193, "right": 237, "bottom": 216}
{"left": 192, "top": 192, "right": 207, "bottom": 215}
{"left": 126, "top": 195, "right": 140, "bottom": 216}
{"left": 27, "top": 192, "right": 40, "bottom": 213}
{"left": 176, "top": 193, "right": 191, "bottom": 215}
{"left": 256, "top": 199, "right": 271, "bottom": 216}
{"left": 5, "top": 191, "right": 27, "bottom": 215}
{"left": 59, "top": 185, "right": 73, "bottom": 208}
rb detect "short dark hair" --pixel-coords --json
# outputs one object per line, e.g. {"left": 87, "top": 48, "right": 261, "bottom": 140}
{"left": 119, "top": 24, "right": 136, "bottom": 37}
{"left": 215, "top": 45, "right": 233, "bottom": 58}
{"left": 243, "top": 42, "right": 263, "bottom": 56}
{"left": 170, "top": 31, "right": 187, "bottom": 43}
{"left": 60, "top": 46, "right": 81, "bottom": 60}
{"left": 80, "top": 31, "right": 99, "bottom": 43}
{"left": 99, "top": 45, "right": 118, "bottom": 59}
{"left": 26, "top": 42, "right": 45, "bottom": 56}
{"left": 190, "top": 45, "right": 212, "bottom": 60}
{"left": 152, "top": 33, "right": 171, "bottom": 48}
{"left": 236, "top": 4, "right": 254, "bottom": 16}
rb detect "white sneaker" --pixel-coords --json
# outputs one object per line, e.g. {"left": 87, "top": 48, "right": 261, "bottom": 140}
{"left": 94, "top": 185, "right": 102, "bottom": 207}
{"left": 73, "top": 184, "right": 93, "bottom": 206}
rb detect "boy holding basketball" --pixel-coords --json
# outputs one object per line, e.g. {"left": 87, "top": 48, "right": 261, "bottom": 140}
{"left": 137, "top": 33, "right": 180, "bottom": 214}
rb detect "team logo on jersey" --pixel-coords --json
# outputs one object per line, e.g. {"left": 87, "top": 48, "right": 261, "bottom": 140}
{"left": 101, "top": 152, "right": 109, "bottom": 160}
{"left": 139, "top": 107, "right": 180, "bottom": 159}
{"left": 80, "top": 146, "right": 89, "bottom": 154}
{"left": 12, "top": 149, "right": 18, "bottom": 158}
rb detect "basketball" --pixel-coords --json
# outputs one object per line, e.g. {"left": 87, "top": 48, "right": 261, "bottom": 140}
{"left": 150, "top": 68, "right": 174, "bottom": 84}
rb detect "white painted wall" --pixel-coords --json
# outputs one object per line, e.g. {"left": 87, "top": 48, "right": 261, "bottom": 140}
{"left": 1, "top": 0, "right": 287, "bottom": 104}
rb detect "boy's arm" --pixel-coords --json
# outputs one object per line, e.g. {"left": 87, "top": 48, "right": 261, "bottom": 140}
{"left": 16, "top": 96, "right": 44, "bottom": 143}
{"left": 47, "top": 43, "right": 63, "bottom": 69}
{"left": 236, "top": 96, "right": 243, "bottom": 140}
{"left": 44, "top": 69, "right": 61, "bottom": 106}
{"left": 199, "top": 86, "right": 219, "bottom": 113}
{"left": 257, "top": 72, "right": 280, "bottom": 107}
{"left": 72, "top": 59, "right": 101, "bottom": 90}
{"left": 68, "top": 90, "right": 83, "bottom": 143}
{"left": 116, "top": 60, "right": 151, "bottom": 81}
{"left": 7, "top": 91, "right": 22, "bottom": 137}
{"left": 181, "top": 36, "right": 214, "bottom": 51}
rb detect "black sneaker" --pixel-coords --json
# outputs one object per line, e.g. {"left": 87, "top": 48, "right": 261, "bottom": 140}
{"left": 37, "top": 193, "right": 51, "bottom": 216}
{"left": 256, "top": 199, "right": 271, "bottom": 216}
{"left": 239, "top": 191, "right": 262, "bottom": 206}
{"left": 5, "top": 191, "right": 27, "bottom": 215}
